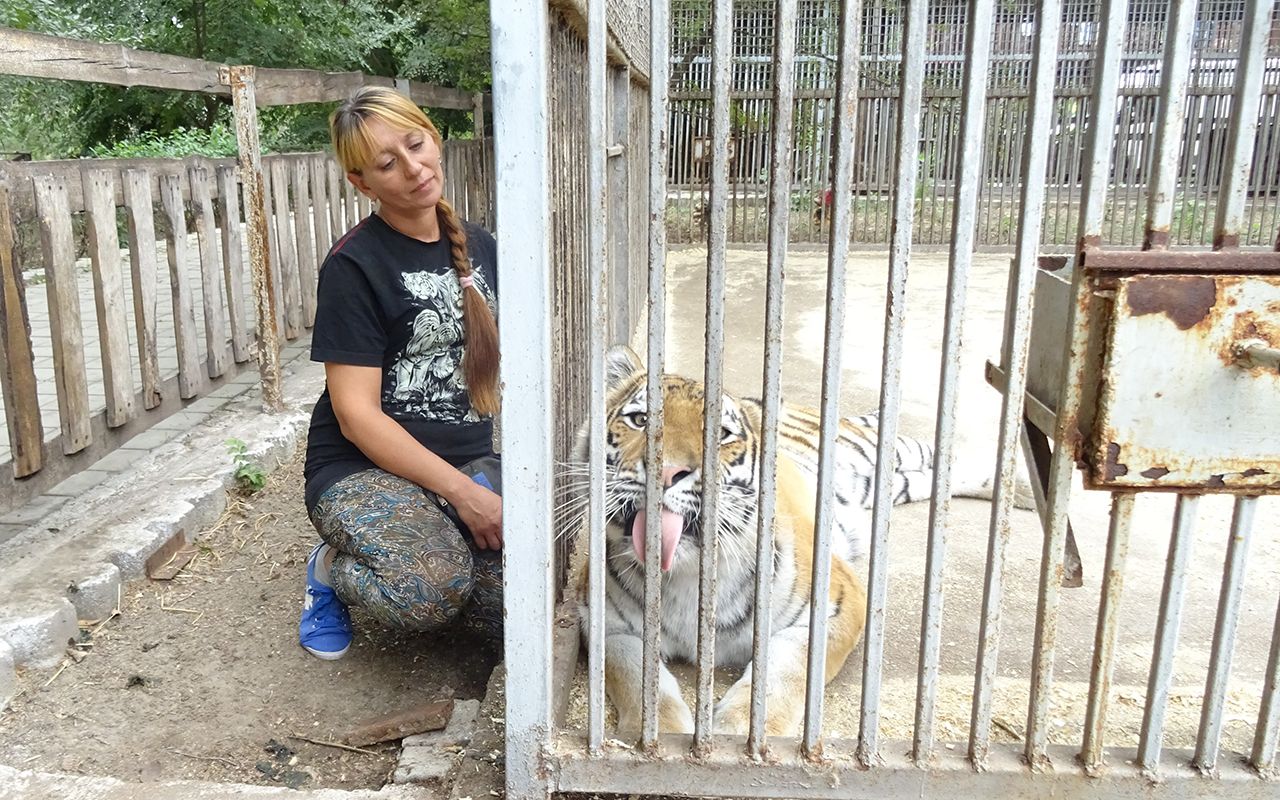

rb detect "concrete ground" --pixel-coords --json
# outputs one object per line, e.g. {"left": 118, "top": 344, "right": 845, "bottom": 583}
{"left": 568, "top": 247, "right": 1280, "bottom": 759}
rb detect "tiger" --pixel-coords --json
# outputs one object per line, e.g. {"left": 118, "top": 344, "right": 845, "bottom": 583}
{"left": 565, "top": 345, "right": 1017, "bottom": 737}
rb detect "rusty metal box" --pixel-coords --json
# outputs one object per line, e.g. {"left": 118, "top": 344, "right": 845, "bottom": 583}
{"left": 1029, "top": 256, "right": 1280, "bottom": 493}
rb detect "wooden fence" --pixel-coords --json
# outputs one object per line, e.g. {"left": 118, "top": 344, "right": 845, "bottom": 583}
{"left": 0, "top": 28, "right": 493, "bottom": 515}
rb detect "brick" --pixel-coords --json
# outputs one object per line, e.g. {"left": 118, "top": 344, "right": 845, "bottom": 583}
{"left": 392, "top": 747, "right": 457, "bottom": 784}
{"left": 402, "top": 698, "right": 480, "bottom": 747}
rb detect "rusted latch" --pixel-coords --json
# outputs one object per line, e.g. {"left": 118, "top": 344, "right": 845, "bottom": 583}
{"left": 1233, "top": 339, "right": 1280, "bottom": 373}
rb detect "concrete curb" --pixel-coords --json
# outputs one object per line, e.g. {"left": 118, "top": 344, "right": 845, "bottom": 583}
{"left": 0, "top": 764, "right": 436, "bottom": 800}
{"left": 0, "top": 343, "right": 324, "bottom": 708}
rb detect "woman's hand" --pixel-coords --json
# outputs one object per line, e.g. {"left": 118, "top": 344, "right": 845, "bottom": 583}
{"left": 451, "top": 480, "right": 503, "bottom": 550}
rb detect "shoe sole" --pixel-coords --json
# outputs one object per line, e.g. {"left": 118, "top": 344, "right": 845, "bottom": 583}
{"left": 302, "top": 643, "right": 349, "bottom": 660}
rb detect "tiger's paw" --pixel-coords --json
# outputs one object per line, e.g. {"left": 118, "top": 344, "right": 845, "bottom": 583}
{"left": 616, "top": 695, "right": 695, "bottom": 737}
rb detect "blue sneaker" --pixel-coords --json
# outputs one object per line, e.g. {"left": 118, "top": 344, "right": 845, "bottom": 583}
{"left": 300, "top": 543, "right": 352, "bottom": 660}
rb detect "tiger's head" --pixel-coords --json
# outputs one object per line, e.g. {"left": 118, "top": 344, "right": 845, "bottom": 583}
{"left": 568, "top": 346, "right": 761, "bottom": 576}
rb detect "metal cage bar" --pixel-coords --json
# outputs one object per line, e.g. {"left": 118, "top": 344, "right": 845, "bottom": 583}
{"left": 802, "top": 0, "right": 865, "bottom": 760}
{"left": 913, "top": 0, "right": 995, "bottom": 765}
{"left": 1080, "top": 492, "right": 1136, "bottom": 773}
{"left": 1254, "top": 574, "right": 1280, "bottom": 771}
{"left": 640, "top": 0, "right": 671, "bottom": 751}
{"left": 1137, "top": 494, "right": 1201, "bottom": 775}
{"left": 1142, "top": 0, "right": 1197, "bottom": 250}
{"left": 1192, "top": 496, "right": 1258, "bottom": 773}
{"left": 1078, "top": 0, "right": 1131, "bottom": 246}
{"left": 493, "top": 1, "right": 554, "bottom": 797}
{"left": 747, "top": 0, "right": 798, "bottom": 757}
{"left": 693, "top": 0, "right": 733, "bottom": 756}
{"left": 859, "top": 0, "right": 928, "bottom": 766}
{"left": 1017, "top": 0, "right": 1069, "bottom": 767}
{"left": 970, "top": 0, "right": 1062, "bottom": 768}
{"left": 1211, "top": 0, "right": 1272, "bottom": 250}
{"left": 585, "top": 0, "right": 610, "bottom": 754}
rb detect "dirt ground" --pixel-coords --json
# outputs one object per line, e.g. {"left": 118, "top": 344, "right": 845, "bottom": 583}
{"left": 0, "top": 443, "right": 500, "bottom": 791}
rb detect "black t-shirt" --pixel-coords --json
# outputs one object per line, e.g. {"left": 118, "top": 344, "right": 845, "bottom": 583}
{"left": 303, "top": 213, "right": 499, "bottom": 512}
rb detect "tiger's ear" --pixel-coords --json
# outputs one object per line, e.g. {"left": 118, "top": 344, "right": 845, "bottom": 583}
{"left": 606, "top": 345, "right": 643, "bottom": 389}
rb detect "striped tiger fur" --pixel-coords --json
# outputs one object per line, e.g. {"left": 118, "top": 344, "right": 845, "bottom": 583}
{"left": 565, "top": 346, "right": 1008, "bottom": 737}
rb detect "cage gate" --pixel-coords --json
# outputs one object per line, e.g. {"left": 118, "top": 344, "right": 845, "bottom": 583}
{"left": 492, "top": 1, "right": 1280, "bottom": 799}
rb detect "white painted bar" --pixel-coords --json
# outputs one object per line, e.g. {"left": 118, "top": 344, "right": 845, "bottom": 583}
{"left": 803, "top": 0, "right": 866, "bottom": 760}
{"left": 492, "top": 1, "right": 554, "bottom": 797}
{"left": 912, "top": 0, "right": 994, "bottom": 765}
{"left": 970, "top": 0, "right": 1062, "bottom": 768}
{"left": 860, "top": 0, "right": 927, "bottom": 766}
{"left": 1193, "top": 496, "right": 1257, "bottom": 772}
{"left": 748, "top": 0, "right": 797, "bottom": 758}
{"left": 640, "top": 0, "right": 670, "bottom": 751}
{"left": 1137, "top": 494, "right": 1201, "bottom": 775}
{"left": 693, "top": 0, "right": 733, "bottom": 756}
{"left": 585, "top": 0, "right": 609, "bottom": 754}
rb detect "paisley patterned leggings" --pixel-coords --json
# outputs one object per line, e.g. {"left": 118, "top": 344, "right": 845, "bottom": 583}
{"left": 309, "top": 469, "right": 503, "bottom": 640}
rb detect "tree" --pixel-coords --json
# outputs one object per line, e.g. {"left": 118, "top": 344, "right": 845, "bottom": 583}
{"left": 0, "top": 0, "right": 492, "bottom": 157}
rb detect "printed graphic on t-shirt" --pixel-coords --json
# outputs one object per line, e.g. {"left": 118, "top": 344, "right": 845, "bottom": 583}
{"left": 386, "top": 265, "right": 495, "bottom": 423}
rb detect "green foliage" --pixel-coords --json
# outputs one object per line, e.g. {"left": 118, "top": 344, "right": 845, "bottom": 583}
{"left": 225, "top": 438, "right": 267, "bottom": 494}
{"left": 1, "top": 0, "right": 491, "bottom": 158}
{"left": 88, "top": 122, "right": 240, "bottom": 159}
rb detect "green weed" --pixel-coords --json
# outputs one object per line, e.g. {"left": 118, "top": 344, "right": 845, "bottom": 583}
{"left": 226, "top": 438, "right": 267, "bottom": 494}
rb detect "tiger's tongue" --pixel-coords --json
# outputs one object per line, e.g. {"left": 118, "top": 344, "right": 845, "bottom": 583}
{"left": 631, "top": 509, "right": 684, "bottom": 572}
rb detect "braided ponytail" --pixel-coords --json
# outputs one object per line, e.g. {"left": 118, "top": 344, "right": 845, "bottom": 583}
{"left": 437, "top": 198, "right": 500, "bottom": 416}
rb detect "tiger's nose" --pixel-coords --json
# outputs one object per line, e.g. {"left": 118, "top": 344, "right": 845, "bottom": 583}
{"left": 662, "top": 465, "right": 694, "bottom": 487}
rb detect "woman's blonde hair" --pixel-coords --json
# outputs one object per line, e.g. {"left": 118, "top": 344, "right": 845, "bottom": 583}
{"left": 330, "top": 87, "right": 500, "bottom": 416}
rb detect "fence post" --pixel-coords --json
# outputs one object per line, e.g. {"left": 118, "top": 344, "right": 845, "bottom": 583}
{"left": 472, "top": 92, "right": 486, "bottom": 139}
{"left": 222, "top": 64, "right": 283, "bottom": 412}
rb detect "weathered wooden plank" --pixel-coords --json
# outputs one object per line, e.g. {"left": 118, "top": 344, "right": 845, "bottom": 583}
{"left": 217, "top": 165, "right": 251, "bottom": 363}
{"left": 32, "top": 177, "right": 92, "bottom": 454}
{"left": 0, "top": 177, "right": 43, "bottom": 476}
{"left": 357, "top": 184, "right": 373, "bottom": 221}
{"left": 82, "top": 169, "right": 136, "bottom": 427}
{"left": 309, "top": 155, "right": 333, "bottom": 265}
{"left": 0, "top": 28, "right": 227, "bottom": 95}
{"left": 252, "top": 69, "right": 474, "bottom": 109}
{"left": 328, "top": 161, "right": 346, "bottom": 236}
{"left": 188, "top": 165, "right": 230, "bottom": 378}
{"left": 120, "top": 169, "right": 163, "bottom": 410}
{"left": 3, "top": 155, "right": 234, "bottom": 214}
{"left": 290, "top": 158, "right": 318, "bottom": 326}
{"left": 261, "top": 159, "right": 288, "bottom": 340}
{"left": 269, "top": 158, "right": 302, "bottom": 339}
{"left": 344, "top": 173, "right": 362, "bottom": 228}
{"left": 158, "top": 174, "right": 205, "bottom": 399}
{"left": 0, "top": 30, "right": 474, "bottom": 110}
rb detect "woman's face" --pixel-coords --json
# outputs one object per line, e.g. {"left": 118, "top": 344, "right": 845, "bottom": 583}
{"left": 347, "top": 116, "right": 444, "bottom": 217}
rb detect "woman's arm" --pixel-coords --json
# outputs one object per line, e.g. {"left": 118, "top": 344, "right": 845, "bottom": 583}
{"left": 326, "top": 362, "right": 503, "bottom": 549}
